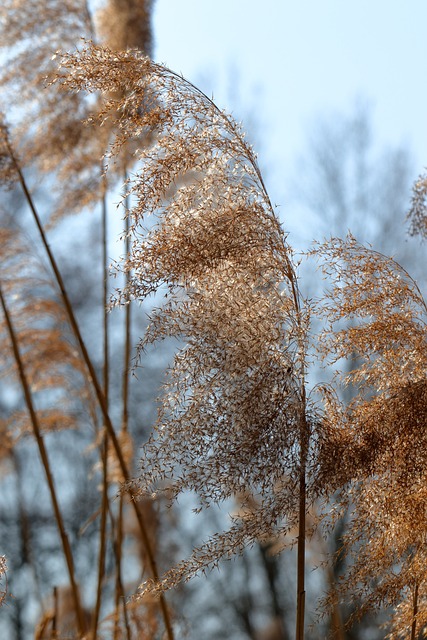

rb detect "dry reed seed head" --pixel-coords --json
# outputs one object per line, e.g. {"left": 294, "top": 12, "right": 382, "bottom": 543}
{"left": 0, "top": 225, "right": 93, "bottom": 438}
{"left": 126, "top": 498, "right": 160, "bottom": 573}
{"left": 334, "top": 469, "right": 427, "bottom": 629}
{"left": 0, "top": 3, "right": 152, "bottom": 223}
{"left": 0, "top": 1, "right": 93, "bottom": 111}
{"left": 1, "top": 5, "right": 146, "bottom": 222}
{"left": 133, "top": 261, "right": 301, "bottom": 506}
{"left": 43, "top": 45, "right": 156, "bottom": 220}
{"left": 23, "top": 87, "right": 122, "bottom": 221}
{"left": 0, "top": 0, "right": 91, "bottom": 109}
{"left": 313, "top": 235, "right": 427, "bottom": 483}
{"left": 101, "top": 594, "right": 160, "bottom": 640}
{"left": 0, "top": 1, "right": 100, "bottom": 220}
{"left": 313, "top": 234, "right": 427, "bottom": 626}
{"left": 56, "top": 43, "right": 151, "bottom": 97}
{"left": 59, "top": 43, "right": 311, "bottom": 592}
{"left": 314, "top": 234, "right": 427, "bottom": 395}
{"left": 318, "top": 385, "right": 427, "bottom": 622}
{"left": 0, "top": 150, "right": 14, "bottom": 187}
{"left": 3, "top": 410, "right": 79, "bottom": 442}
{"left": 387, "top": 585, "right": 427, "bottom": 640}
{"left": 0, "top": 422, "right": 14, "bottom": 471}
{"left": 0, "top": 119, "right": 17, "bottom": 188}
{"left": 317, "top": 379, "right": 427, "bottom": 495}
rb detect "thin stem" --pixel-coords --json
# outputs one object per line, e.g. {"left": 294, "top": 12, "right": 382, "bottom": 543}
{"left": 122, "top": 179, "right": 131, "bottom": 431}
{"left": 5, "top": 136, "right": 174, "bottom": 640}
{"left": 92, "top": 183, "right": 110, "bottom": 640}
{"left": 0, "top": 284, "right": 86, "bottom": 637}
{"left": 289, "top": 277, "right": 308, "bottom": 640}
{"left": 92, "top": 435, "right": 109, "bottom": 640}
{"left": 114, "top": 173, "right": 132, "bottom": 640}
{"left": 295, "top": 416, "right": 307, "bottom": 640}
{"left": 53, "top": 586, "right": 58, "bottom": 639}
{"left": 287, "top": 257, "right": 308, "bottom": 640}
{"left": 113, "top": 498, "right": 132, "bottom": 640}
{"left": 411, "top": 581, "right": 419, "bottom": 640}
{"left": 102, "top": 173, "right": 110, "bottom": 409}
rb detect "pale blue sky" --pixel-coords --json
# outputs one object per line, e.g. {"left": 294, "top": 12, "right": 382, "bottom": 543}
{"left": 153, "top": 1, "right": 427, "bottom": 244}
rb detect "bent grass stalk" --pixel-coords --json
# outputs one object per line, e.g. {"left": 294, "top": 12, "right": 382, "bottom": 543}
{"left": 114, "top": 173, "right": 132, "bottom": 640}
{"left": 92, "top": 174, "right": 110, "bottom": 640}
{"left": 411, "top": 582, "right": 419, "bottom": 640}
{"left": 111, "top": 501, "right": 132, "bottom": 640}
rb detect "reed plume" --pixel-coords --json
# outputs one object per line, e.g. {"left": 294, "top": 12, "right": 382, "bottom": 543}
{"left": 315, "top": 234, "right": 427, "bottom": 638}
{"left": 56, "top": 44, "right": 314, "bottom": 640}
{"left": 0, "top": 225, "right": 93, "bottom": 442}
{"left": 0, "top": 0, "right": 153, "bottom": 223}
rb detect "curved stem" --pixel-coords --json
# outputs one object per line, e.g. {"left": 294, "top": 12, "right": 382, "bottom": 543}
{"left": 295, "top": 404, "right": 308, "bottom": 640}
{"left": 92, "top": 183, "right": 110, "bottom": 640}
{"left": 114, "top": 171, "right": 132, "bottom": 639}
{"left": 411, "top": 581, "right": 419, "bottom": 640}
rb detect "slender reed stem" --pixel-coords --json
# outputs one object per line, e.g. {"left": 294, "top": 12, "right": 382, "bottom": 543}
{"left": 53, "top": 586, "right": 58, "bottom": 639}
{"left": 0, "top": 284, "right": 86, "bottom": 636}
{"left": 411, "top": 581, "right": 419, "bottom": 640}
{"left": 114, "top": 175, "right": 132, "bottom": 640}
{"left": 101, "top": 172, "right": 110, "bottom": 410}
{"left": 288, "top": 279, "right": 308, "bottom": 640}
{"left": 112, "top": 498, "right": 132, "bottom": 640}
{"left": 92, "top": 183, "right": 110, "bottom": 640}
{"left": 296, "top": 416, "right": 307, "bottom": 640}
{"left": 4, "top": 136, "right": 174, "bottom": 640}
{"left": 122, "top": 192, "right": 131, "bottom": 435}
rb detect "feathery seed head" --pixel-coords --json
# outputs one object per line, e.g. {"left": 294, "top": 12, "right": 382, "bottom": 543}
{"left": 59, "top": 44, "right": 313, "bottom": 591}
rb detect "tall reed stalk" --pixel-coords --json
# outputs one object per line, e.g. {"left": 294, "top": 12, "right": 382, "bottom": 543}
{"left": 411, "top": 582, "right": 419, "bottom": 640}
{"left": 113, "top": 174, "right": 132, "bottom": 640}
{"left": 92, "top": 182, "right": 110, "bottom": 640}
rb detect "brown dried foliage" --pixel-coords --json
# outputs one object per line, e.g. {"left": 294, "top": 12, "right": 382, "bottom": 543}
{"left": 0, "top": 226, "right": 93, "bottom": 456}
{"left": 2, "top": 3, "right": 427, "bottom": 634}
{"left": 315, "top": 235, "right": 427, "bottom": 637}
{"left": 0, "top": 1, "right": 99, "bottom": 218}
{"left": 57, "top": 41, "right": 314, "bottom": 595}
{"left": 0, "top": 0, "right": 153, "bottom": 223}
